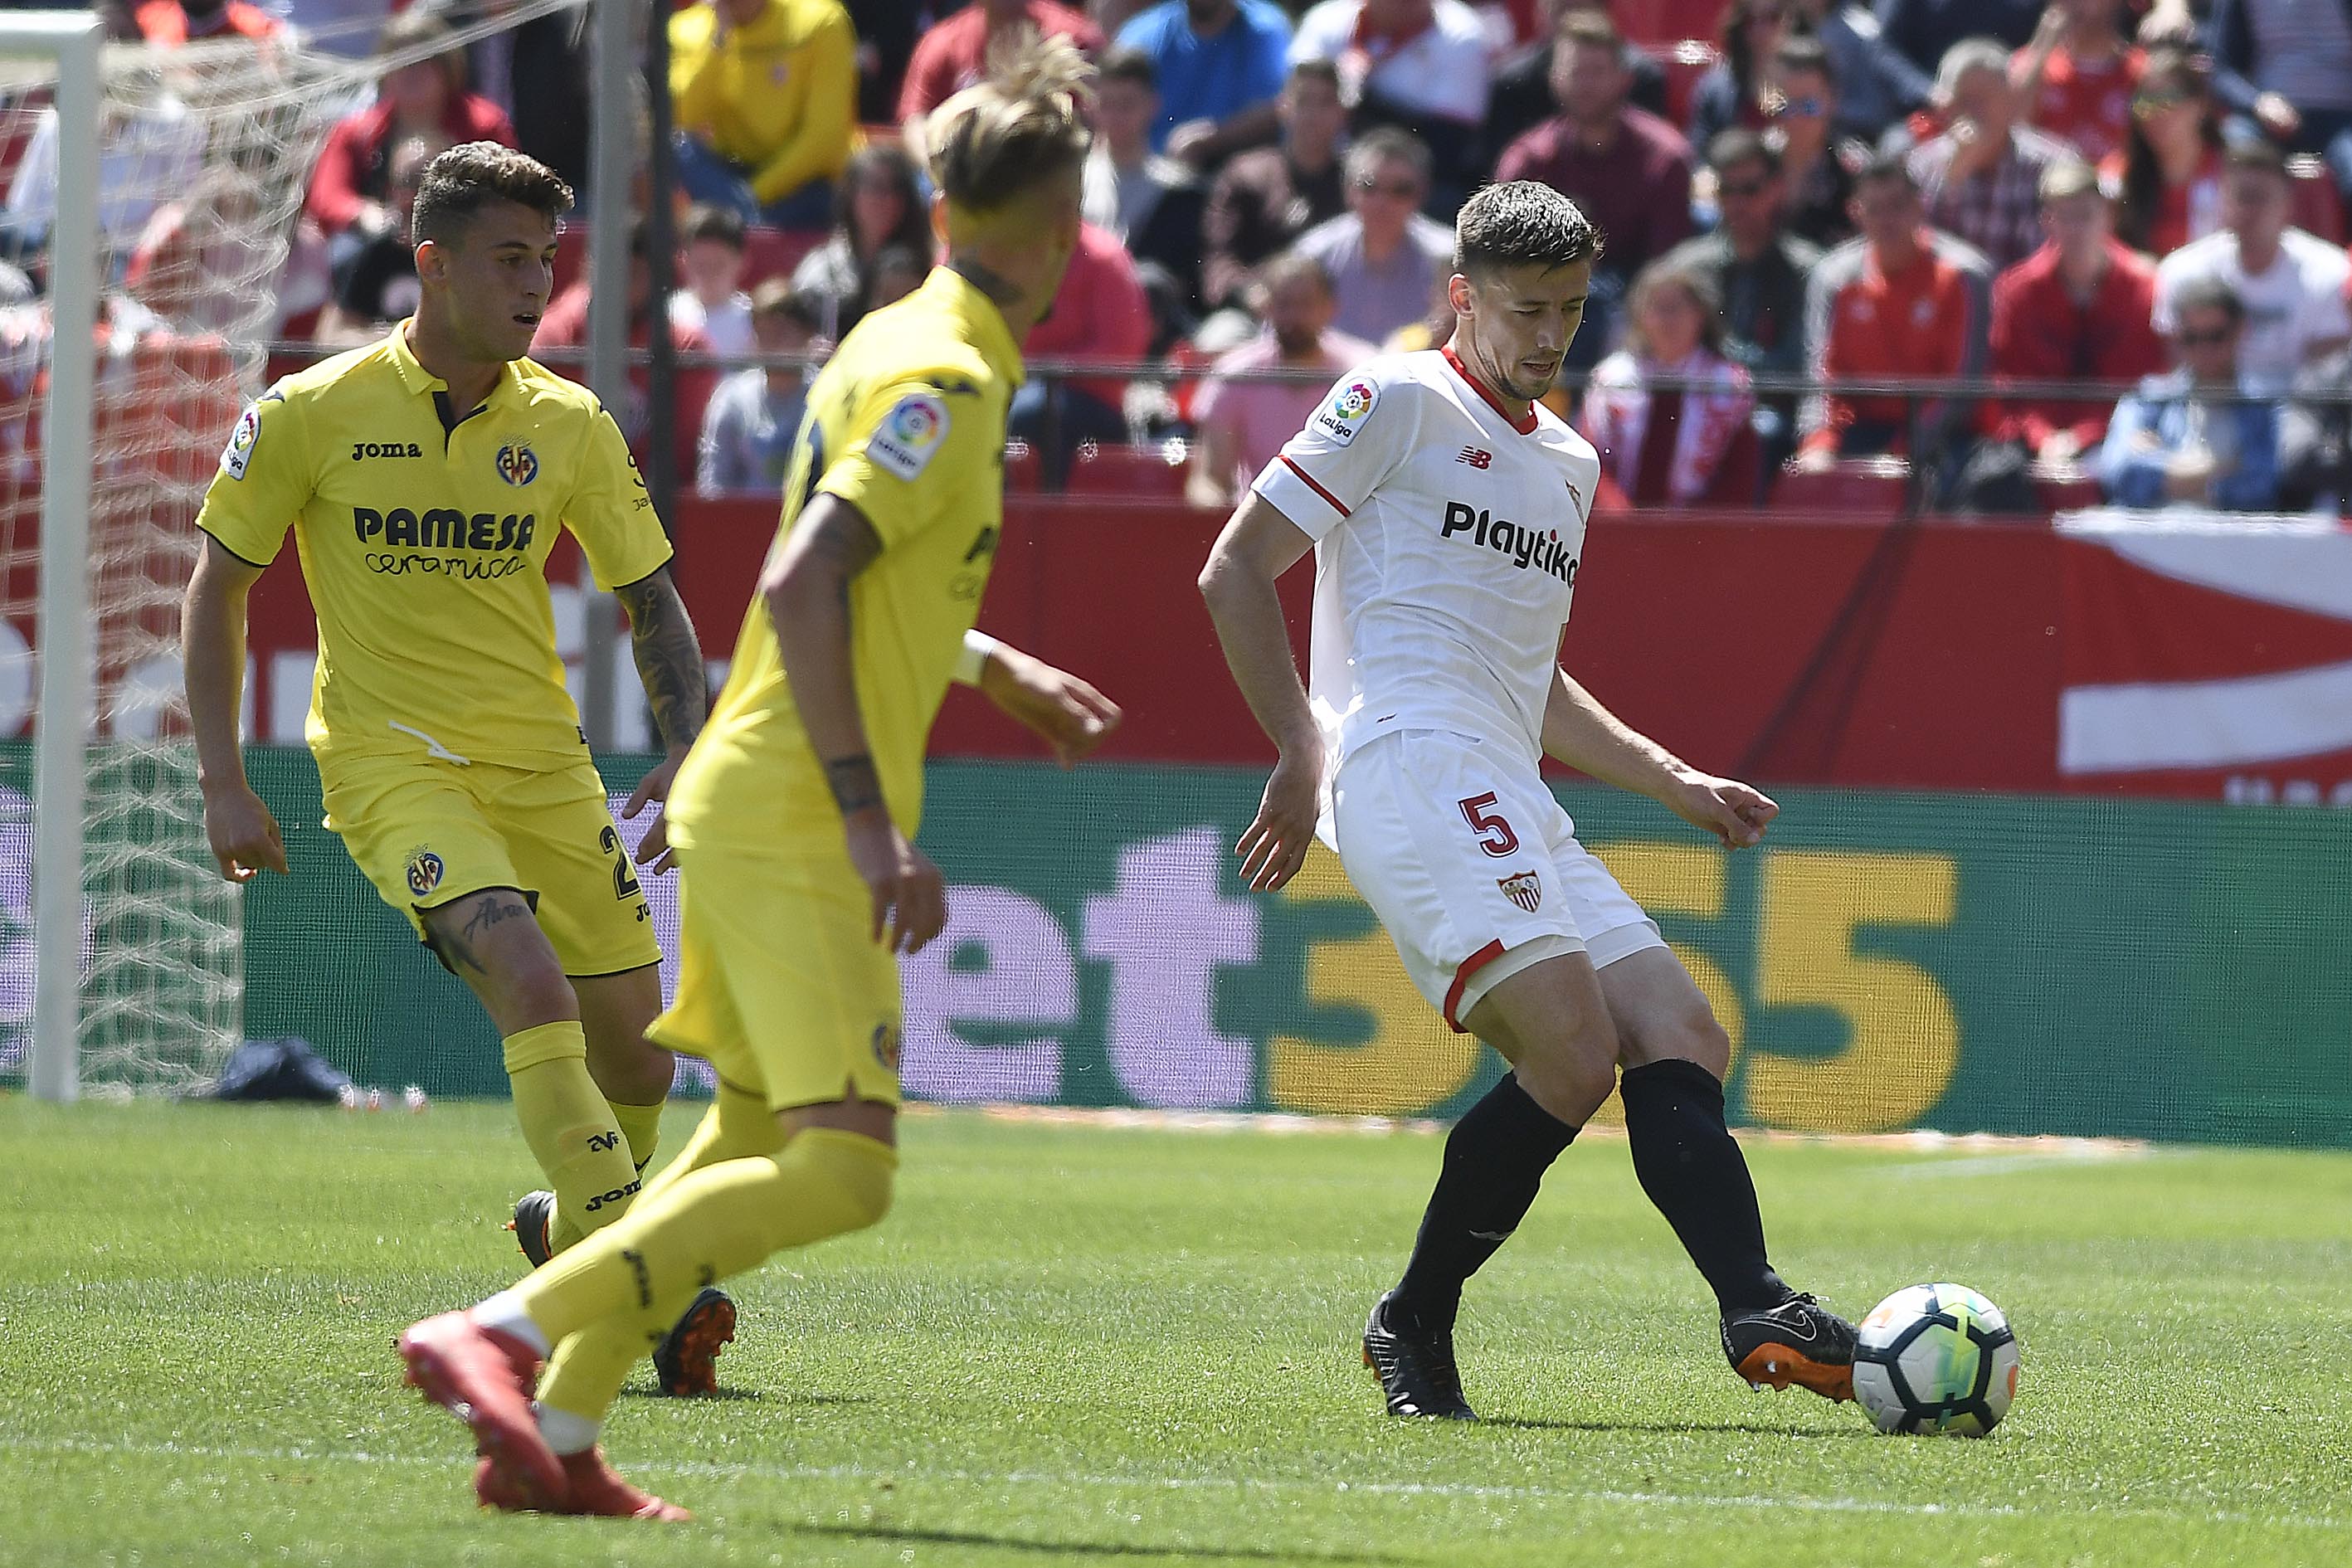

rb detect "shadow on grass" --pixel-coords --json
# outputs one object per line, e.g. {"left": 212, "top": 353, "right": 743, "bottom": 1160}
{"left": 616, "top": 1383, "right": 767, "bottom": 1404}
{"left": 785, "top": 1521, "right": 1407, "bottom": 1563}
{"left": 1478, "top": 1416, "right": 1872, "bottom": 1439}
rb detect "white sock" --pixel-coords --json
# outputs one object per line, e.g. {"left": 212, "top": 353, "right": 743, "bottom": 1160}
{"left": 471, "top": 1290, "right": 552, "bottom": 1358}
{"left": 533, "top": 1401, "right": 601, "bottom": 1456}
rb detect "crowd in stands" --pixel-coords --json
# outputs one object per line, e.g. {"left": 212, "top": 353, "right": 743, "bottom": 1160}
{"left": 17, "top": 0, "right": 2352, "bottom": 517}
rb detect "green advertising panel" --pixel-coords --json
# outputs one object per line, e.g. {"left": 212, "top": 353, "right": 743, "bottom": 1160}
{"left": 139, "top": 750, "right": 2352, "bottom": 1147}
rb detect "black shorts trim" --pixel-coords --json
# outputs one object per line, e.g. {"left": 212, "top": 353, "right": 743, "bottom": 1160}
{"left": 564, "top": 960, "right": 662, "bottom": 982}
{"left": 412, "top": 884, "right": 540, "bottom": 974}
{"left": 198, "top": 524, "right": 270, "bottom": 570}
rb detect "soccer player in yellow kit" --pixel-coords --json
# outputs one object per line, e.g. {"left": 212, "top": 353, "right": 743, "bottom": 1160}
{"left": 183, "top": 144, "right": 734, "bottom": 1396}
{"left": 397, "top": 41, "right": 1121, "bottom": 1520}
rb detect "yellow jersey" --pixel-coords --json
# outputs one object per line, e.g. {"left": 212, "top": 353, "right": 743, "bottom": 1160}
{"left": 195, "top": 324, "right": 675, "bottom": 770}
{"left": 666, "top": 266, "right": 1020, "bottom": 852}
{"left": 669, "top": 0, "right": 856, "bottom": 205}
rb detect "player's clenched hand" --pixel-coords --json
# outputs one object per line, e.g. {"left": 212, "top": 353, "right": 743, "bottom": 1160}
{"left": 202, "top": 782, "right": 288, "bottom": 883}
{"left": 845, "top": 812, "right": 948, "bottom": 954}
{"left": 623, "top": 752, "right": 685, "bottom": 874}
{"left": 1236, "top": 747, "right": 1321, "bottom": 892}
{"left": 979, "top": 645, "right": 1123, "bottom": 767}
{"left": 1667, "top": 770, "right": 1779, "bottom": 849}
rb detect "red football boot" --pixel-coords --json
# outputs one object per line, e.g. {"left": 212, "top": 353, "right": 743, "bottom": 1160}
{"left": 396, "top": 1311, "right": 564, "bottom": 1504}
{"left": 473, "top": 1448, "right": 692, "bottom": 1522}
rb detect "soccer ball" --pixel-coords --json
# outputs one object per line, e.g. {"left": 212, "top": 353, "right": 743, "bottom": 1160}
{"left": 1853, "top": 1283, "right": 2020, "bottom": 1436}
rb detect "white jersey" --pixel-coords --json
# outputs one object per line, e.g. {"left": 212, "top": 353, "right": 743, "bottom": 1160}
{"left": 1252, "top": 348, "right": 1602, "bottom": 772}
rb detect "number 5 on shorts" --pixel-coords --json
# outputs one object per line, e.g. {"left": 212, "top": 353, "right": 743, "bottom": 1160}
{"left": 1458, "top": 791, "right": 1519, "bottom": 857}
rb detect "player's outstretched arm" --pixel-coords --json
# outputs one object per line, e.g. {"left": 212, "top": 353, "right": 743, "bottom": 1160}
{"left": 1199, "top": 494, "right": 1320, "bottom": 892}
{"left": 967, "top": 632, "right": 1122, "bottom": 767}
{"left": 612, "top": 566, "right": 710, "bottom": 874}
{"left": 1541, "top": 668, "right": 1778, "bottom": 850}
{"left": 182, "top": 538, "right": 287, "bottom": 882}
{"left": 762, "top": 493, "right": 947, "bottom": 955}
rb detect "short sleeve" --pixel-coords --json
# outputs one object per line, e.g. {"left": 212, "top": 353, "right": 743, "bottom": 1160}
{"left": 567, "top": 402, "right": 676, "bottom": 590}
{"left": 194, "top": 389, "right": 310, "bottom": 567}
{"left": 816, "top": 373, "right": 994, "bottom": 548}
{"left": 1249, "top": 367, "right": 1418, "bottom": 540}
{"left": 2306, "top": 250, "right": 2352, "bottom": 343}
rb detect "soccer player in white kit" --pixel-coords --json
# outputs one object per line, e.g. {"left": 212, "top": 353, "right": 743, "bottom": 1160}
{"left": 1199, "top": 182, "right": 1858, "bottom": 1420}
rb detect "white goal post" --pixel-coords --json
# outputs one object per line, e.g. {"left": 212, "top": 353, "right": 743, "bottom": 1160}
{"left": 17, "top": 12, "right": 101, "bottom": 1103}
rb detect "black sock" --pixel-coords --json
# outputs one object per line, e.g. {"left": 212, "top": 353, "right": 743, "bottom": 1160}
{"left": 1391, "top": 1074, "right": 1578, "bottom": 1332}
{"left": 1619, "top": 1058, "right": 1790, "bottom": 1314}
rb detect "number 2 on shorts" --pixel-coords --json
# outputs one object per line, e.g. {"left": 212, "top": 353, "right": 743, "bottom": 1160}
{"left": 597, "top": 824, "right": 644, "bottom": 901}
{"left": 1458, "top": 791, "right": 1520, "bottom": 857}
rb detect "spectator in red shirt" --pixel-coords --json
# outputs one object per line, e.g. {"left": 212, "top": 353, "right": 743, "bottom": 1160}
{"left": 2106, "top": 46, "right": 2226, "bottom": 257}
{"left": 532, "top": 222, "right": 720, "bottom": 485}
{"left": 1496, "top": 9, "right": 1694, "bottom": 371}
{"left": 898, "top": 0, "right": 1106, "bottom": 158}
{"left": 306, "top": 12, "right": 515, "bottom": 282}
{"left": 1986, "top": 158, "right": 2166, "bottom": 465}
{"left": 2012, "top": 0, "right": 2143, "bottom": 163}
{"left": 1010, "top": 222, "right": 1153, "bottom": 484}
{"left": 1795, "top": 149, "right": 1992, "bottom": 470}
{"left": 1907, "top": 39, "right": 2073, "bottom": 270}
{"left": 134, "top": 0, "right": 280, "bottom": 45}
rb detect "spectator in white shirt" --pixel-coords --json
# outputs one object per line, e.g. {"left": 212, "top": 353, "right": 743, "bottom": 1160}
{"left": 2152, "top": 139, "right": 2352, "bottom": 390}
{"left": 669, "top": 202, "right": 757, "bottom": 363}
{"left": 1289, "top": 0, "right": 1492, "bottom": 203}
{"left": 2, "top": 65, "right": 203, "bottom": 269}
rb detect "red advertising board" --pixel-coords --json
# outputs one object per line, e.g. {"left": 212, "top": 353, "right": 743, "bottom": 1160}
{"left": 186, "top": 494, "right": 2352, "bottom": 804}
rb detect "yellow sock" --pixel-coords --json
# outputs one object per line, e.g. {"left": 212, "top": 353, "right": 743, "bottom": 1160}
{"left": 517, "top": 1127, "right": 895, "bottom": 1346}
{"left": 536, "top": 1085, "right": 785, "bottom": 1426}
{"left": 504, "top": 1021, "right": 641, "bottom": 1249}
{"left": 607, "top": 1097, "right": 667, "bottom": 1176}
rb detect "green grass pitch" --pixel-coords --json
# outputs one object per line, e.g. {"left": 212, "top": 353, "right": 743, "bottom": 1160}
{"left": 4, "top": 1099, "right": 2350, "bottom": 1567}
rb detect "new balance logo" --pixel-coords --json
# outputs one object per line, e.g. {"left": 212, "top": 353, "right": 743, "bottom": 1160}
{"left": 1457, "top": 446, "right": 1493, "bottom": 469}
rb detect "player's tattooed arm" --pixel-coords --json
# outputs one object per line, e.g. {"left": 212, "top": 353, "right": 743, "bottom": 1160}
{"left": 613, "top": 567, "right": 709, "bottom": 755}
{"left": 763, "top": 494, "right": 947, "bottom": 954}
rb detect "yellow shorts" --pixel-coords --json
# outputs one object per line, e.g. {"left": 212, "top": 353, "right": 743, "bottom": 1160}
{"left": 647, "top": 840, "right": 903, "bottom": 1113}
{"left": 319, "top": 750, "right": 660, "bottom": 978}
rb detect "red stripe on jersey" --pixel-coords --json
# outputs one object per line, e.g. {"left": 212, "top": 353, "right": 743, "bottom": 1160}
{"left": 1281, "top": 455, "right": 1350, "bottom": 516}
{"left": 1443, "top": 347, "right": 1538, "bottom": 436}
{"left": 1443, "top": 938, "right": 1508, "bottom": 1032}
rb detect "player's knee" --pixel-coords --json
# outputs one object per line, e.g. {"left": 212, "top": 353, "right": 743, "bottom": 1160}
{"left": 1624, "top": 997, "right": 1731, "bottom": 1080}
{"left": 788, "top": 1127, "right": 897, "bottom": 1235}
{"left": 501, "top": 961, "right": 579, "bottom": 1029}
{"left": 1513, "top": 1037, "right": 1618, "bottom": 1126}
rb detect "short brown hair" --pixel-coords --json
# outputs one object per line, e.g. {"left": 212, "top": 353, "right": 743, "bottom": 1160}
{"left": 1455, "top": 180, "right": 1603, "bottom": 277}
{"left": 926, "top": 32, "right": 1095, "bottom": 217}
{"left": 1556, "top": 8, "right": 1622, "bottom": 51}
{"left": 750, "top": 276, "right": 822, "bottom": 332}
{"left": 681, "top": 202, "right": 747, "bottom": 250}
{"left": 411, "top": 142, "right": 572, "bottom": 247}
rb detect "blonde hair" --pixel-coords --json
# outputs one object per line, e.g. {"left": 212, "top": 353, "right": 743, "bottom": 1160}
{"left": 924, "top": 31, "right": 1094, "bottom": 217}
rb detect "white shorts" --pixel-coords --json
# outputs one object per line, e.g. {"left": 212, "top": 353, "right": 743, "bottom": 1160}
{"left": 1326, "top": 729, "right": 1666, "bottom": 1032}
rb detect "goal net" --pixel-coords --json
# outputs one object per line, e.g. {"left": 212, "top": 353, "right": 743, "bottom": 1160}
{"left": 0, "top": 9, "right": 579, "bottom": 1096}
